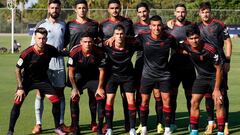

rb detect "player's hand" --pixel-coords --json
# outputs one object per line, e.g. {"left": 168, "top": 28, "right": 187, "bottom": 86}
{"left": 95, "top": 88, "right": 105, "bottom": 99}
{"left": 167, "top": 19, "right": 174, "bottom": 29}
{"left": 212, "top": 89, "right": 223, "bottom": 105}
{"left": 224, "top": 63, "right": 230, "bottom": 72}
{"left": 71, "top": 88, "right": 80, "bottom": 100}
{"left": 15, "top": 89, "right": 25, "bottom": 102}
{"left": 104, "top": 37, "right": 115, "bottom": 47}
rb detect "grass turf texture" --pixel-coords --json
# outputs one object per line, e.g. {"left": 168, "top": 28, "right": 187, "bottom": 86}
{"left": 0, "top": 35, "right": 239, "bottom": 134}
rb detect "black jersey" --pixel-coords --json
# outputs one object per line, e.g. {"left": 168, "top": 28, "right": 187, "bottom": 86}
{"left": 134, "top": 22, "right": 150, "bottom": 62}
{"left": 182, "top": 41, "right": 220, "bottom": 79}
{"left": 68, "top": 45, "right": 106, "bottom": 80}
{"left": 100, "top": 16, "right": 134, "bottom": 40}
{"left": 104, "top": 40, "right": 141, "bottom": 81}
{"left": 138, "top": 32, "right": 178, "bottom": 80}
{"left": 198, "top": 19, "right": 230, "bottom": 62}
{"left": 65, "top": 19, "right": 100, "bottom": 50}
{"left": 168, "top": 20, "right": 196, "bottom": 69}
{"left": 16, "top": 45, "right": 59, "bottom": 82}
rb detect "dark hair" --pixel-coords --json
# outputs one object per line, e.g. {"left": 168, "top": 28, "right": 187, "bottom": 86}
{"left": 199, "top": 2, "right": 211, "bottom": 11}
{"left": 80, "top": 32, "right": 93, "bottom": 40}
{"left": 108, "top": 0, "right": 121, "bottom": 7}
{"left": 48, "top": 0, "right": 61, "bottom": 5}
{"left": 175, "top": 3, "right": 186, "bottom": 10}
{"left": 113, "top": 24, "right": 125, "bottom": 33}
{"left": 136, "top": 2, "right": 149, "bottom": 11}
{"left": 74, "top": 0, "right": 88, "bottom": 7}
{"left": 149, "top": 15, "right": 163, "bottom": 23}
{"left": 35, "top": 27, "right": 48, "bottom": 37}
{"left": 186, "top": 26, "right": 200, "bottom": 37}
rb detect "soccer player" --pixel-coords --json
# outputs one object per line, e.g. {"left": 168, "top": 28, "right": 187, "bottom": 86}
{"left": 64, "top": 0, "right": 101, "bottom": 132}
{"left": 7, "top": 27, "right": 66, "bottom": 135}
{"left": 68, "top": 33, "right": 106, "bottom": 135}
{"left": 30, "top": 0, "right": 67, "bottom": 134}
{"left": 198, "top": 2, "right": 232, "bottom": 134}
{"left": 182, "top": 26, "right": 225, "bottom": 135}
{"left": 138, "top": 15, "right": 177, "bottom": 135}
{"left": 99, "top": 0, "right": 135, "bottom": 131}
{"left": 167, "top": 4, "right": 196, "bottom": 131}
{"left": 103, "top": 24, "right": 140, "bottom": 135}
{"left": 134, "top": 3, "right": 164, "bottom": 134}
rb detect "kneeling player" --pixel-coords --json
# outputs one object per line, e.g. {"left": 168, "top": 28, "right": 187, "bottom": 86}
{"left": 182, "top": 26, "right": 225, "bottom": 135}
{"left": 68, "top": 33, "right": 106, "bottom": 135}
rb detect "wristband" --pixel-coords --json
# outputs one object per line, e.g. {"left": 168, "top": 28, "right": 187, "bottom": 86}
{"left": 17, "top": 86, "right": 23, "bottom": 90}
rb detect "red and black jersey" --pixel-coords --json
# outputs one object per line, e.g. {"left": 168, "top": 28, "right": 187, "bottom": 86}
{"left": 16, "top": 45, "right": 60, "bottom": 82}
{"left": 137, "top": 32, "right": 178, "bottom": 80}
{"left": 133, "top": 22, "right": 150, "bottom": 63}
{"left": 103, "top": 40, "right": 141, "bottom": 81}
{"left": 65, "top": 18, "right": 100, "bottom": 50}
{"left": 100, "top": 16, "right": 134, "bottom": 40}
{"left": 182, "top": 41, "right": 221, "bottom": 79}
{"left": 167, "top": 20, "right": 196, "bottom": 70}
{"left": 68, "top": 45, "right": 106, "bottom": 80}
{"left": 198, "top": 19, "right": 230, "bottom": 62}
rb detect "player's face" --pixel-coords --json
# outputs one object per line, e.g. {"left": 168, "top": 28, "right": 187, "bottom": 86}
{"left": 108, "top": 3, "right": 121, "bottom": 17}
{"left": 80, "top": 37, "right": 93, "bottom": 52}
{"left": 149, "top": 20, "right": 163, "bottom": 36}
{"left": 175, "top": 7, "right": 186, "bottom": 22}
{"left": 75, "top": 3, "right": 88, "bottom": 18}
{"left": 114, "top": 29, "right": 125, "bottom": 44}
{"left": 199, "top": 8, "right": 211, "bottom": 22}
{"left": 137, "top": 7, "right": 149, "bottom": 22}
{"left": 35, "top": 33, "right": 47, "bottom": 49}
{"left": 48, "top": 3, "right": 61, "bottom": 19}
{"left": 187, "top": 34, "right": 200, "bottom": 48}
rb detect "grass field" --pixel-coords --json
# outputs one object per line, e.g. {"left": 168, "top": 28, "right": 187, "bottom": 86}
{"left": 0, "top": 34, "right": 239, "bottom": 135}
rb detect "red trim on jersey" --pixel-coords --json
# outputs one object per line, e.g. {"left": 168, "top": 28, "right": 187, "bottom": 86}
{"left": 100, "top": 18, "right": 110, "bottom": 24}
{"left": 203, "top": 43, "right": 217, "bottom": 54}
{"left": 212, "top": 19, "right": 225, "bottom": 27}
{"left": 135, "top": 21, "right": 149, "bottom": 26}
{"left": 32, "top": 45, "right": 44, "bottom": 56}
{"left": 21, "top": 46, "right": 34, "bottom": 58}
{"left": 70, "top": 45, "right": 81, "bottom": 57}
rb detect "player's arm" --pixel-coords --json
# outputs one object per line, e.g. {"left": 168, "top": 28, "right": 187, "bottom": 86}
{"left": 96, "top": 67, "right": 106, "bottom": 98}
{"left": 166, "top": 19, "right": 175, "bottom": 29}
{"left": 68, "top": 66, "right": 80, "bottom": 99}
{"left": 212, "top": 64, "right": 223, "bottom": 104}
{"left": 224, "top": 37, "right": 232, "bottom": 72}
{"left": 15, "top": 67, "right": 25, "bottom": 102}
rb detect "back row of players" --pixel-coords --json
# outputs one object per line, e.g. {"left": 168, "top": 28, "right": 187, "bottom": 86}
{"left": 7, "top": 0, "right": 232, "bottom": 135}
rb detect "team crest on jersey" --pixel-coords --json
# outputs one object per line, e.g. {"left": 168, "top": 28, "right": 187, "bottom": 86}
{"left": 68, "top": 57, "right": 73, "bottom": 65}
{"left": 17, "top": 58, "right": 23, "bottom": 66}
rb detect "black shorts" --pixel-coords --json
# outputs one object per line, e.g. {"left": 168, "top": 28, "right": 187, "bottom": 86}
{"left": 192, "top": 78, "right": 225, "bottom": 94}
{"left": 171, "top": 67, "right": 196, "bottom": 90}
{"left": 140, "top": 77, "right": 172, "bottom": 94}
{"left": 76, "top": 79, "right": 99, "bottom": 94}
{"left": 23, "top": 81, "right": 57, "bottom": 95}
{"left": 134, "top": 56, "right": 144, "bottom": 89}
{"left": 105, "top": 78, "right": 134, "bottom": 94}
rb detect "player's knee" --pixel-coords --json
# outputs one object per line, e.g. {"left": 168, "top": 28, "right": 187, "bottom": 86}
{"left": 48, "top": 95, "right": 60, "bottom": 103}
{"left": 191, "top": 99, "right": 199, "bottom": 109}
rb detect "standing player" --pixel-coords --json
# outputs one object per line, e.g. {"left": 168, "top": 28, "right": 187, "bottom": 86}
{"left": 198, "top": 2, "right": 232, "bottom": 134}
{"left": 68, "top": 33, "right": 106, "bottom": 135}
{"left": 30, "top": 0, "right": 67, "bottom": 134}
{"left": 134, "top": 3, "right": 165, "bottom": 134}
{"left": 64, "top": 0, "right": 100, "bottom": 132}
{"left": 7, "top": 27, "right": 66, "bottom": 135}
{"left": 99, "top": 0, "right": 135, "bottom": 131}
{"left": 167, "top": 4, "right": 196, "bottom": 132}
{"left": 182, "top": 26, "right": 225, "bottom": 135}
{"left": 103, "top": 24, "right": 139, "bottom": 135}
{"left": 138, "top": 15, "right": 177, "bottom": 135}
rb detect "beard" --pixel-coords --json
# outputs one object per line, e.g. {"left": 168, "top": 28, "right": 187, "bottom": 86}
{"left": 176, "top": 16, "right": 185, "bottom": 22}
{"left": 49, "top": 12, "right": 59, "bottom": 19}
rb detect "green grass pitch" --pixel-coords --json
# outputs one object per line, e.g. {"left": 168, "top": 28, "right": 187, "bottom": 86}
{"left": 0, "top": 34, "right": 239, "bottom": 134}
